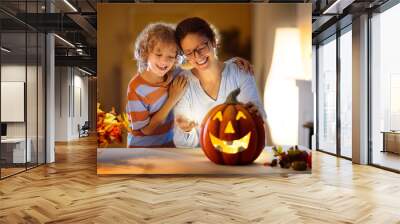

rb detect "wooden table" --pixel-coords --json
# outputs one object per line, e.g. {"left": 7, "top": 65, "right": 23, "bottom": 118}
{"left": 97, "top": 147, "right": 311, "bottom": 175}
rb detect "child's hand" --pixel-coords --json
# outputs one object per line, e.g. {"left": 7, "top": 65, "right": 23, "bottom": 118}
{"left": 175, "top": 115, "right": 197, "bottom": 132}
{"left": 233, "top": 57, "right": 254, "bottom": 75}
{"left": 169, "top": 76, "right": 187, "bottom": 104}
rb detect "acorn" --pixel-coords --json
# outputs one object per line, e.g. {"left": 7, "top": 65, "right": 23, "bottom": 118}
{"left": 292, "top": 161, "right": 307, "bottom": 171}
{"left": 271, "top": 159, "right": 278, "bottom": 167}
{"left": 279, "top": 155, "right": 291, "bottom": 169}
{"left": 264, "top": 159, "right": 278, "bottom": 167}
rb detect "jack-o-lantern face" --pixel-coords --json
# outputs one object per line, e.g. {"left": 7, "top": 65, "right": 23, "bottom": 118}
{"left": 200, "top": 89, "right": 265, "bottom": 165}
{"left": 209, "top": 111, "right": 252, "bottom": 154}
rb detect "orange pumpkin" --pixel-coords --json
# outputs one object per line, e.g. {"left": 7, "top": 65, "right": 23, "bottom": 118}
{"left": 200, "top": 89, "right": 265, "bottom": 165}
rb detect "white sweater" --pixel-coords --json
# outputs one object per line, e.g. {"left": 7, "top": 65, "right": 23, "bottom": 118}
{"left": 173, "top": 60, "right": 266, "bottom": 148}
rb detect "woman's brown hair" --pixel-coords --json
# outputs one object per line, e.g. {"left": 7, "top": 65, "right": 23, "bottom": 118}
{"left": 175, "top": 17, "right": 219, "bottom": 51}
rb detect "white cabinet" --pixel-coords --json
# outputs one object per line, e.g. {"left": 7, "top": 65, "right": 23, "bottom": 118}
{"left": 1, "top": 138, "right": 32, "bottom": 163}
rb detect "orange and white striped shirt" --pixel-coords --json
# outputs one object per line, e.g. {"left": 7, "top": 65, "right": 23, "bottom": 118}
{"left": 126, "top": 73, "right": 174, "bottom": 147}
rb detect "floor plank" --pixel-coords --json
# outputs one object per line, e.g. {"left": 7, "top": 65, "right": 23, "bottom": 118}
{"left": 372, "top": 151, "right": 400, "bottom": 171}
{"left": 0, "top": 135, "right": 399, "bottom": 224}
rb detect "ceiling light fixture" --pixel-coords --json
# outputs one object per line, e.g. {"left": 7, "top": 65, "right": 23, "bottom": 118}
{"left": 322, "top": 0, "right": 355, "bottom": 15}
{"left": 76, "top": 48, "right": 85, "bottom": 55}
{"left": 54, "top": 34, "right": 75, "bottom": 48}
{"left": 63, "top": 0, "right": 78, "bottom": 12}
{"left": 78, "top": 67, "right": 93, "bottom": 76}
{"left": 1, "top": 47, "right": 11, "bottom": 53}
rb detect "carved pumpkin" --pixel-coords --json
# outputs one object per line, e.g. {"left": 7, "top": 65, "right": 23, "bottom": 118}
{"left": 200, "top": 89, "right": 265, "bottom": 165}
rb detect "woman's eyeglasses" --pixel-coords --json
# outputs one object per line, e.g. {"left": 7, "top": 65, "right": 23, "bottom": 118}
{"left": 183, "top": 41, "right": 210, "bottom": 59}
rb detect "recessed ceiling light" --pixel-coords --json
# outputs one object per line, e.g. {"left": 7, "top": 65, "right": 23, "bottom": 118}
{"left": 54, "top": 34, "right": 75, "bottom": 48}
{"left": 77, "top": 67, "right": 93, "bottom": 76}
{"left": 1, "top": 47, "right": 11, "bottom": 53}
{"left": 63, "top": 0, "right": 78, "bottom": 12}
{"left": 323, "top": 0, "right": 355, "bottom": 15}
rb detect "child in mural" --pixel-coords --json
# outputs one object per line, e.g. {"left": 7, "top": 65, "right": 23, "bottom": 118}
{"left": 127, "top": 22, "right": 187, "bottom": 147}
{"left": 127, "top": 21, "right": 254, "bottom": 147}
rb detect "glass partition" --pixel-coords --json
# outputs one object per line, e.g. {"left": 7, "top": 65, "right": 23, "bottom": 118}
{"left": 317, "top": 35, "right": 337, "bottom": 154}
{"left": 1, "top": 30, "right": 28, "bottom": 177}
{"left": 0, "top": 1, "right": 46, "bottom": 179}
{"left": 371, "top": 3, "right": 400, "bottom": 171}
{"left": 339, "top": 28, "right": 352, "bottom": 158}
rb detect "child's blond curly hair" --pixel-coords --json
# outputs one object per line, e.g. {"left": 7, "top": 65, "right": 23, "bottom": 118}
{"left": 134, "top": 22, "right": 177, "bottom": 73}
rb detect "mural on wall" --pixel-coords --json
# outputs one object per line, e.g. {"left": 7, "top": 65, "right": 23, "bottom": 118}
{"left": 97, "top": 3, "right": 312, "bottom": 175}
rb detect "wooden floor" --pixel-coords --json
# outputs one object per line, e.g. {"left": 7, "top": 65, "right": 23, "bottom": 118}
{"left": 373, "top": 151, "right": 400, "bottom": 171}
{"left": 1, "top": 163, "right": 45, "bottom": 178}
{"left": 0, "top": 136, "right": 400, "bottom": 224}
{"left": 1, "top": 167, "right": 26, "bottom": 178}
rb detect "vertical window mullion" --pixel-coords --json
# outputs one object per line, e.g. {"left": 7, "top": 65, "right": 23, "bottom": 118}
{"left": 337, "top": 28, "right": 341, "bottom": 157}
{"left": 367, "top": 11, "right": 373, "bottom": 165}
{"left": 316, "top": 44, "right": 320, "bottom": 150}
{"left": 25, "top": 0, "right": 28, "bottom": 171}
{"left": 36, "top": 18, "right": 39, "bottom": 167}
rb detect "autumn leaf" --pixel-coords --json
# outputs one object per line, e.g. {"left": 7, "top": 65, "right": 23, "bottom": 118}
{"left": 97, "top": 103, "right": 129, "bottom": 147}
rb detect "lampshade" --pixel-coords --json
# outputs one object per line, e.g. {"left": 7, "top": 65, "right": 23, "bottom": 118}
{"left": 264, "top": 28, "right": 309, "bottom": 145}
{"left": 269, "top": 28, "right": 305, "bottom": 80}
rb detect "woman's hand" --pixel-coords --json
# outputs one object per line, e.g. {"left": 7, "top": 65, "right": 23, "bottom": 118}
{"left": 245, "top": 102, "right": 262, "bottom": 118}
{"left": 168, "top": 76, "right": 187, "bottom": 105}
{"left": 233, "top": 57, "right": 254, "bottom": 75}
{"left": 175, "top": 115, "right": 197, "bottom": 132}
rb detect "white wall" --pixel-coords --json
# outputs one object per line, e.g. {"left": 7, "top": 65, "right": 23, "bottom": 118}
{"left": 297, "top": 80, "right": 314, "bottom": 147}
{"left": 54, "top": 67, "right": 89, "bottom": 141}
{"left": 72, "top": 72, "right": 89, "bottom": 138}
{"left": 55, "top": 67, "right": 69, "bottom": 141}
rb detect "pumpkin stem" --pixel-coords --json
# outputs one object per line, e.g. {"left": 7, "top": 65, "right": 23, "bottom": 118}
{"left": 226, "top": 88, "right": 240, "bottom": 104}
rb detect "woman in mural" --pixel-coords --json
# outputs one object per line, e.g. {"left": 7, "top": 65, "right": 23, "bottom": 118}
{"left": 126, "top": 20, "right": 255, "bottom": 148}
{"left": 173, "top": 17, "right": 267, "bottom": 148}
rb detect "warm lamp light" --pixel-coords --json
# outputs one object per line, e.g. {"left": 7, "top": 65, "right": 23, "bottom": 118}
{"left": 268, "top": 28, "right": 305, "bottom": 79}
{"left": 264, "top": 28, "right": 309, "bottom": 145}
